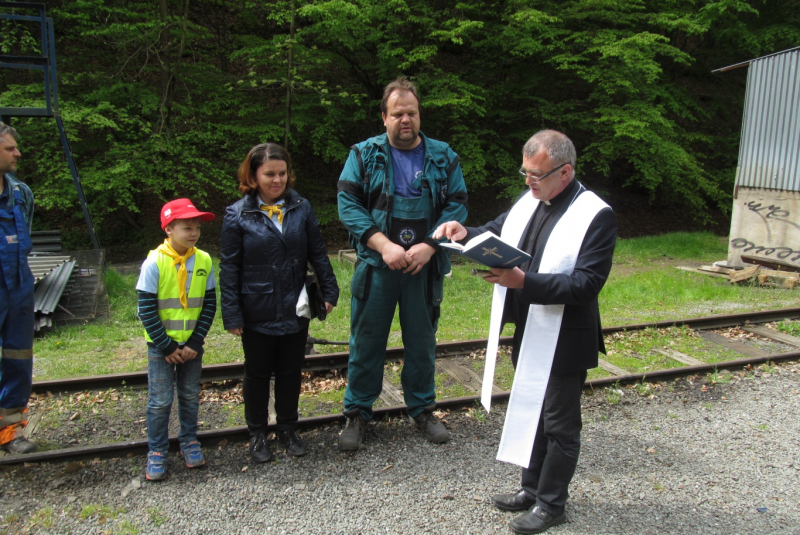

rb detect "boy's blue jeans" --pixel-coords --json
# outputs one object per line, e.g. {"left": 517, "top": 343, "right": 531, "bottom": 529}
{"left": 146, "top": 345, "right": 203, "bottom": 453}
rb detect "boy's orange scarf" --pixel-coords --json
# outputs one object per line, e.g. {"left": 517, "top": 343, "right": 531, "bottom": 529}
{"left": 157, "top": 239, "right": 196, "bottom": 310}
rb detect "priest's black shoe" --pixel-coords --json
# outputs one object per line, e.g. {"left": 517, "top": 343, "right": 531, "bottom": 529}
{"left": 277, "top": 429, "right": 308, "bottom": 457}
{"left": 249, "top": 433, "right": 273, "bottom": 463}
{"left": 490, "top": 489, "right": 536, "bottom": 512}
{"left": 509, "top": 506, "right": 566, "bottom": 535}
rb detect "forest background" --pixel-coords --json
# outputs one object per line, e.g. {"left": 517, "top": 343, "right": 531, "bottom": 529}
{"left": 1, "top": 0, "right": 798, "bottom": 262}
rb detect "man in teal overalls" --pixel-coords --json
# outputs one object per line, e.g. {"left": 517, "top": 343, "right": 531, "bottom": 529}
{"left": 337, "top": 78, "right": 468, "bottom": 450}
{"left": 0, "top": 123, "right": 37, "bottom": 454}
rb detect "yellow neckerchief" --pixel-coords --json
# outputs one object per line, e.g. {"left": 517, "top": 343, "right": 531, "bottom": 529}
{"left": 156, "top": 239, "right": 196, "bottom": 309}
{"left": 260, "top": 203, "right": 284, "bottom": 224}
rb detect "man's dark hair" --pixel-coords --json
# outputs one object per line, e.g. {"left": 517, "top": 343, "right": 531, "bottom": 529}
{"left": 380, "top": 77, "right": 421, "bottom": 114}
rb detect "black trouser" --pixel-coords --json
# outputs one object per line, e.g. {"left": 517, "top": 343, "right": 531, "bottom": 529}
{"left": 241, "top": 327, "right": 308, "bottom": 435}
{"left": 512, "top": 337, "right": 587, "bottom": 515}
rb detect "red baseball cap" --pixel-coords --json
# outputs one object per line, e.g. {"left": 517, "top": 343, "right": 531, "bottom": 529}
{"left": 160, "top": 198, "right": 215, "bottom": 229}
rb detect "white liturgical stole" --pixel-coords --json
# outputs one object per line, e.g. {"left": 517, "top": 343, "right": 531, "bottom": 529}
{"left": 481, "top": 188, "right": 608, "bottom": 468}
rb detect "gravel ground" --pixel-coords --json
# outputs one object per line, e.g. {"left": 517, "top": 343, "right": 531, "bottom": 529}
{"left": 1, "top": 361, "right": 799, "bottom": 535}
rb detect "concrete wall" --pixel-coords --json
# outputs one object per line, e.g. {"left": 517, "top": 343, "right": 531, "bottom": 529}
{"left": 728, "top": 187, "right": 800, "bottom": 268}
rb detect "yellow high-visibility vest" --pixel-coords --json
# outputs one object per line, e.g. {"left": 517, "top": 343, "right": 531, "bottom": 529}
{"left": 144, "top": 249, "right": 212, "bottom": 344}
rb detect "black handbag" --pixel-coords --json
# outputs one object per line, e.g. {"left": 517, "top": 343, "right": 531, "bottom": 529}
{"left": 306, "top": 263, "right": 327, "bottom": 321}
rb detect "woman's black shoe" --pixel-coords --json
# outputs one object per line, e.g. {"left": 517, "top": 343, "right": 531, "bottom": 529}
{"left": 277, "top": 429, "right": 308, "bottom": 456}
{"left": 249, "top": 434, "right": 273, "bottom": 463}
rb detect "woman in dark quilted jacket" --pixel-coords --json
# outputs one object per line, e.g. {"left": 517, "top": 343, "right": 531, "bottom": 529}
{"left": 220, "top": 143, "right": 339, "bottom": 462}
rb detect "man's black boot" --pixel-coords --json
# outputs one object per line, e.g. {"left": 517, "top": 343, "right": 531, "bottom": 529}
{"left": 491, "top": 489, "right": 536, "bottom": 512}
{"left": 509, "top": 506, "right": 566, "bottom": 535}
{"left": 411, "top": 405, "right": 449, "bottom": 443}
{"left": 338, "top": 409, "right": 366, "bottom": 451}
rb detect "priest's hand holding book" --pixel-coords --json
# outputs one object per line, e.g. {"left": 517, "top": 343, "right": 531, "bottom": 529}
{"left": 433, "top": 222, "right": 527, "bottom": 289}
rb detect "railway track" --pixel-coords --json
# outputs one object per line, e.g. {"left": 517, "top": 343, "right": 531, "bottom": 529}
{"left": 3, "top": 307, "right": 800, "bottom": 466}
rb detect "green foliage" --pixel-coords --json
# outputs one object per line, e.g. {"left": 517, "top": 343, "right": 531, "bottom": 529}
{"left": 2, "top": 0, "right": 799, "bottom": 255}
{"left": 776, "top": 319, "right": 800, "bottom": 337}
{"left": 613, "top": 231, "right": 728, "bottom": 262}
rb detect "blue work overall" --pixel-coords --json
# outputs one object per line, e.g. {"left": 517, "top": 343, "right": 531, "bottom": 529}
{"left": 345, "top": 187, "right": 442, "bottom": 421}
{"left": 0, "top": 184, "right": 35, "bottom": 444}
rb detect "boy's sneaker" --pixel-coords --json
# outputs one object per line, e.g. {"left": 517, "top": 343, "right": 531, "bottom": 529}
{"left": 146, "top": 452, "right": 167, "bottom": 481}
{"left": 180, "top": 441, "right": 205, "bottom": 468}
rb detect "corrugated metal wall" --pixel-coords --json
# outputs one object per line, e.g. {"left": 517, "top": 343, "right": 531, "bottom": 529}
{"left": 736, "top": 49, "right": 800, "bottom": 191}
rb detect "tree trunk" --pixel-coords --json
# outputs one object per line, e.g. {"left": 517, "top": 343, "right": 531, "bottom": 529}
{"left": 284, "top": 0, "right": 296, "bottom": 149}
{"left": 158, "top": 0, "right": 191, "bottom": 134}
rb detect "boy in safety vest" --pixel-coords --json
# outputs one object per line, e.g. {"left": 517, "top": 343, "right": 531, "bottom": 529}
{"left": 136, "top": 198, "right": 216, "bottom": 481}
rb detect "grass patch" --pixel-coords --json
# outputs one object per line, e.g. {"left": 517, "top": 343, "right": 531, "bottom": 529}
{"left": 32, "top": 232, "right": 800, "bottom": 381}
{"left": 465, "top": 404, "right": 488, "bottom": 423}
{"left": 603, "top": 326, "right": 744, "bottom": 374}
{"left": 146, "top": 507, "right": 167, "bottom": 527}
{"left": 299, "top": 387, "right": 345, "bottom": 416}
{"left": 79, "top": 504, "right": 126, "bottom": 523}
{"left": 634, "top": 381, "right": 655, "bottom": 397}
{"left": 709, "top": 367, "right": 732, "bottom": 384}
{"left": 115, "top": 520, "right": 140, "bottom": 535}
{"left": 221, "top": 404, "right": 245, "bottom": 428}
{"left": 612, "top": 232, "right": 727, "bottom": 264}
{"left": 469, "top": 350, "right": 516, "bottom": 391}
{"left": 438, "top": 379, "right": 472, "bottom": 399}
{"left": 605, "top": 383, "right": 623, "bottom": 405}
{"left": 0, "top": 514, "right": 22, "bottom": 535}
{"left": 776, "top": 319, "right": 800, "bottom": 337}
{"left": 28, "top": 507, "right": 55, "bottom": 530}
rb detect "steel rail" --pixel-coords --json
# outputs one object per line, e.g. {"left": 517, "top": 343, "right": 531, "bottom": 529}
{"left": 30, "top": 307, "right": 800, "bottom": 394}
{"left": 7, "top": 348, "right": 799, "bottom": 466}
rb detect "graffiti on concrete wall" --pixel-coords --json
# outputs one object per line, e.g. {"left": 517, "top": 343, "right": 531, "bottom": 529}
{"left": 745, "top": 201, "right": 800, "bottom": 240}
{"left": 728, "top": 189, "right": 800, "bottom": 267}
{"left": 729, "top": 237, "right": 800, "bottom": 262}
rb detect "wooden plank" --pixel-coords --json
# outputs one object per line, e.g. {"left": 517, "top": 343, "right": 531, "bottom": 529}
{"left": 729, "top": 265, "right": 760, "bottom": 283}
{"left": 757, "top": 273, "right": 799, "bottom": 289}
{"left": 597, "top": 359, "right": 629, "bottom": 376}
{"left": 676, "top": 266, "right": 730, "bottom": 279}
{"left": 379, "top": 378, "right": 405, "bottom": 407}
{"left": 437, "top": 359, "right": 503, "bottom": 394}
{"left": 760, "top": 268, "right": 800, "bottom": 277}
{"left": 338, "top": 249, "right": 357, "bottom": 266}
{"left": 695, "top": 331, "right": 770, "bottom": 358}
{"left": 698, "top": 265, "right": 735, "bottom": 275}
{"left": 655, "top": 349, "right": 705, "bottom": 366}
{"left": 741, "top": 255, "right": 800, "bottom": 273}
{"left": 742, "top": 325, "right": 800, "bottom": 348}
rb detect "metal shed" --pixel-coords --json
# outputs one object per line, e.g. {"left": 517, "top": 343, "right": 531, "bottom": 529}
{"left": 716, "top": 47, "right": 800, "bottom": 268}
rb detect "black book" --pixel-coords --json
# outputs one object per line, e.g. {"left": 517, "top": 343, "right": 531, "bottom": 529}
{"left": 440, "top": 232, "right": 531, "bottom": 269}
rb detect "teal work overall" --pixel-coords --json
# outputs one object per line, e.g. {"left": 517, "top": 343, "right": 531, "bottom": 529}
{"left": 345, "top": 187, "right": 442, "bottom": 421}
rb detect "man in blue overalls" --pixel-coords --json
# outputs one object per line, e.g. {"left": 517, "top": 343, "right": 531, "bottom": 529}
{"left": 0, "top": 122, "right": 37, "bottom": 454}
{"left": 337, "top": 78, "right": 468, "bottom": 450}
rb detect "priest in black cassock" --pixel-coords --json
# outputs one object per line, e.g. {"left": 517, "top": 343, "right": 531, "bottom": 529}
{"left": 434, "top": 129, "right": 617, "bottom": 535}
